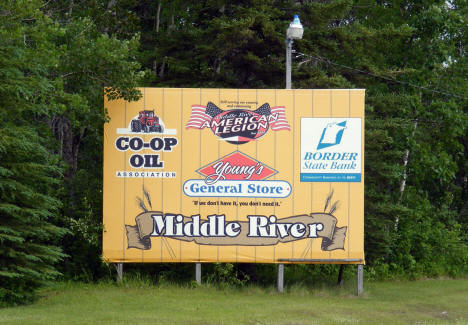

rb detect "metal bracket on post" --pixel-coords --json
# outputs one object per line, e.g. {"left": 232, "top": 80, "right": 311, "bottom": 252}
{"left": 115, "top": 263, "right": 123, "bottom": 282}
{"left": 195, "top": 263, "right": 201, "bottom": 284}
{"left": 357, "top": 264, "right": 364, "bottom": 296}
{"left": 277, "top": 263, "right": 284, "bottom": 293}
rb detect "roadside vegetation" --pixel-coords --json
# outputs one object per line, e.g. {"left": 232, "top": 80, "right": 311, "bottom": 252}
{"left": 0, "top": 278, "right": 467, "bottom": 324}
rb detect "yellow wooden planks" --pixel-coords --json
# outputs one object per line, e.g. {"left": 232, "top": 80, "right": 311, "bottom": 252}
{"left": 103, "top": 88, "right": 365, "bottom": 264}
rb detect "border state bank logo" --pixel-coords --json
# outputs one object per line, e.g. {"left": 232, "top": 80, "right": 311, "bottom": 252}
{"left": 317, "top": 121, "right": 347, "bottom": 150}
{"left": 301, "top": 118, "right": 362, "bottom": 183}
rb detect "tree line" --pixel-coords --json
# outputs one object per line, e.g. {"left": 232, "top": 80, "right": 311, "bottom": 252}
{"left": 0, "top": 0, "right": 466, "bottom": 306}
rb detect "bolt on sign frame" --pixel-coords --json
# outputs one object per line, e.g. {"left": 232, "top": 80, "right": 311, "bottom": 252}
{"left": 103, "top": 88, "right": 365, "bottom": 265}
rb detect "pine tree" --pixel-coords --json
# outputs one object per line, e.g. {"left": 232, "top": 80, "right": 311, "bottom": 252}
{"left": 0, "top": 0, "right": 68, "bottom": 305}
{"left": 0, "top": 128, "right": 67, "bottom": 306}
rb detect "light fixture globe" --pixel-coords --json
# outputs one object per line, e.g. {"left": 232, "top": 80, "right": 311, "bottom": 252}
{"left": 286, "top": 14, "right": 303, "bottom": 40}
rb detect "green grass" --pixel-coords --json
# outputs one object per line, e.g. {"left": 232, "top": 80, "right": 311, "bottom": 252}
{"left": 0, "top": 279, "right": 467, "bottom": 324}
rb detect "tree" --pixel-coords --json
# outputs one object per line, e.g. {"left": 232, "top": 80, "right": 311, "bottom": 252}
{"left": 0, "top": 0, "right": 145, "bottom": 305}
{"left": 136, "top": 0, "right": 291, "bottom": 87}
{"left": 0, "top": 0, "right": 66, "bottom": 305}
{"left": 0, "top": 129, "right": 66, "bottom": 306}
{"left": 42, "top": 2, "right": 144, "bottom": 279}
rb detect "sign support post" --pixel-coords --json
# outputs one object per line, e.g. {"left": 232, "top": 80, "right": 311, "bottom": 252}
{"left": 195, "top": 263, "right": 201, "bottom": 284}
{"left": 277, "top": 264, "right": 284, "bottom": 293}
{"left": 357, "top": 264, "right": 363, "bottom": 296}
{"left": 115, "top": 263, "right": 123, "bottom": 282}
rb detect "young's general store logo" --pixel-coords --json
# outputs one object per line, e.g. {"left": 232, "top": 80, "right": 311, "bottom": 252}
{"left": 197, "top": 151, "right": 277, "bottom": 184}
{"left": 185, "top": 102, "right": 290, "bottom": 144}
{"left": 184, "top": 151, "right": 290, "bottom": 198}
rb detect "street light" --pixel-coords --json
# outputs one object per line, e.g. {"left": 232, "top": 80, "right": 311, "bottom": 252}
{"left": 285, "top": 15, "right": 304, "bottom": 89}
{"left": 279, "top": 15, "right": 304, "bottom": 294}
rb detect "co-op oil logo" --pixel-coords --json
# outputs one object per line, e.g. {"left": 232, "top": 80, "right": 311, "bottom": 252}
{"left": 183, "top": 151, "right": 291, "bottom": 198}
{"left": 185, "top": 102, "right": 290, "bottom": 144}
{"left": 114, "top": 108, "right": 178, "bottom": 178}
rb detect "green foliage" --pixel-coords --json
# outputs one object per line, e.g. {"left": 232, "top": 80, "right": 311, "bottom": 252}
{"left": 0, "top": 128, "right": 67, "bottom": 306}
{"left": 0, "top": 0, "right": 144, "bottom": 304}
{"left": 39, "top": 1, "right": 144, "bottom": 280}
{"left": 0, "top": 0, "right": 68, "bottom": 306}
{"left": 205, "top": 263, "right": 249, "bottom": 287}
{"left": 137, "top": 0, "right": 291, "bottom": 87}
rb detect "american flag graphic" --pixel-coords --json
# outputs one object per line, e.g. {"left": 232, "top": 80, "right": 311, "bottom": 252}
{"left": 185, "top": 105, "right": 211, "bottom": 129}
{"left": 270, "top": 106, "right": 291, "bottom": 131}
{"left": 185, "top": 103, "right": 290, "bottom": 131}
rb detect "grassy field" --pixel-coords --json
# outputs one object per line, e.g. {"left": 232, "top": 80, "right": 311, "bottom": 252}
{"left": 0, "top": 279, "right": 467, "bottom": 324}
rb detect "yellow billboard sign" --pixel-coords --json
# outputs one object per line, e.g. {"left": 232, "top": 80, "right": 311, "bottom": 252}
{"left": 103, "top": 88, "right": 365, "bottom": 264}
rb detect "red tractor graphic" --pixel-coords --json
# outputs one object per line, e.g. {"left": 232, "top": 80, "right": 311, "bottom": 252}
{"left": 130, "top": 110, "right": 164, "bottom": 133}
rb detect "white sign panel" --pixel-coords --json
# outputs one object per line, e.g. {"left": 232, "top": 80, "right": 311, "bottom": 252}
{"left": 300, "top": 118, "right": 362, "bottom": 182}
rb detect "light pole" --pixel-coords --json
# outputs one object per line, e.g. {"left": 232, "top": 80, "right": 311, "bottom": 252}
{"left": 278, "top": 15, "right": 304, "bottom": 294}
{"left": 285, "top": 15, "right": 304, "bottom": 89}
